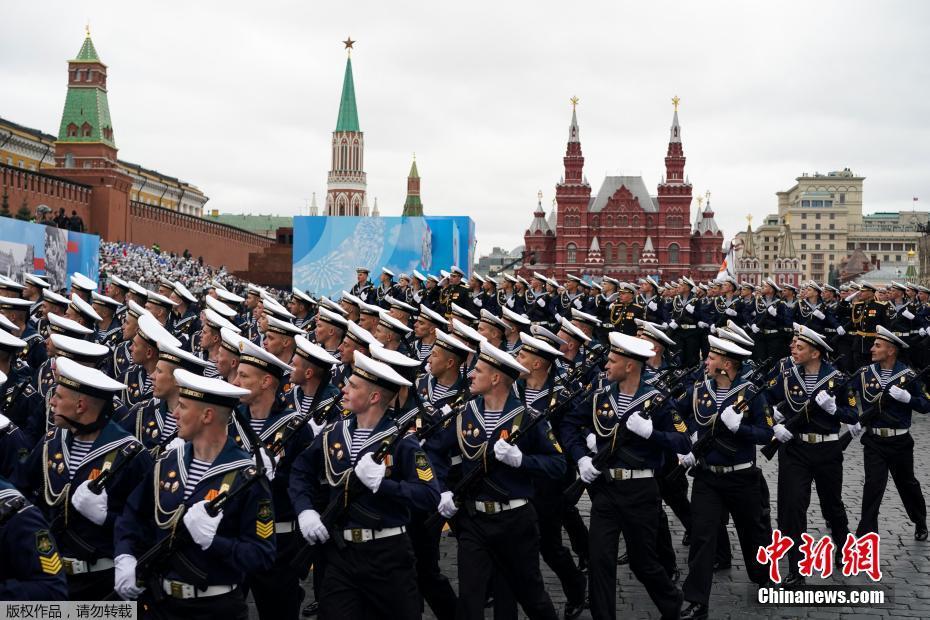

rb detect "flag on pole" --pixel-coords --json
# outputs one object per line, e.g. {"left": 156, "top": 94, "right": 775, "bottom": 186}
{"left": 717, "top": 242, "right": 736, "bottom": 280}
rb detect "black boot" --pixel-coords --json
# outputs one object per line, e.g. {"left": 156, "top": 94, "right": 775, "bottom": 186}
{"left": 680, "top": 602, "right": 708, "bottom": 620}
{"left": 301, "top": 601, "right": 319, "bottom": 617}
{"left": 617, "top": 551, "right": 629, "bottom": 565}
{"left": 916, "top": 522, "right": 928, "bottom": 541}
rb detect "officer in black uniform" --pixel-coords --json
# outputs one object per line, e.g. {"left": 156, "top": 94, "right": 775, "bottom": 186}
{"left": 748, "top": 278, "right": 790, "bottom": 364}
{"left": 0, "top": 295, "right": 48, "bottom": 376}
{"left": 0, "top": 329, "right": 44, "bottom": 445}
{"left": 428, "top": 341, "right": 564, "bottom": 620}
{"left": 608, "top": 283, "right": 644, "bottom": 336}
{"left": 290, "top": 351, "right": 440, "bottom": 619}
{"left": 850, "top": 326, "right": 930, "bottom": 540}
{"left": 638, "top": 276, "right": 668, "bottom": 326}
{"left": 669, "top": 277, "right": 703, "bottom": 368}
{"left": 169, "top": 281, "right": 202, "bottom": 352}
{"left": 846, "top": 282, "right": 890, "bottom": 371}
{"left": 114, "top": 369, "right": 274, "bottom": 618}
{"left": 350, "top": 267, "right": 376, "bottom": 305}
{"left": 122, "top": 313, "right": 182, "bottom": 409}
{"left": 676, "top": 336, "right": 774, "bottom": 620}
{"left": 92, "top": 291, "right": 123, "bottom": 351}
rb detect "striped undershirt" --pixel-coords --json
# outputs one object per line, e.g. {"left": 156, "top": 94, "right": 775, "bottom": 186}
{"left": 715, "top": 387, "right": 729, "bottom": 410}
{"left": 68, "top": 440, "right": 93, "bottom": 477}
{"left": 483, "top": 409, "right": 503, "bottom": 430}
{"left": 431, "top": 382, "right": 455, "bottom": 402}
{"left": 203, "top": 363, "right": 221, "bottom": 379}
{"left": 141, "top": 375, "right": 153, "bottom": 395}
{"left": 616, "top": 393, "right": 633, "bottom": 415}
{"left": 249, "top": 418, "right": 265, "bottom": 437}
{"left": 802, "top": 373, "right": 819, "bottom": 394}
{"left": 417, "top": 342, "right": 432, "bottom": 361}
{"left": 184, "top": 458, "right": 211, "bottom": 500}
{"left": 879, "top": 368, "right": 894, "bottom": 386}
{"left": 524, "top": 388, "right": 545, "bottom": 408}
{"left": 162, "top": 411, "right": 178, "bottom": 438}
{"left": 295, "top": 389, "right": 314, "bottom": 416}
{"left": 350, "top": 428, "right": 373, "bottom": 464}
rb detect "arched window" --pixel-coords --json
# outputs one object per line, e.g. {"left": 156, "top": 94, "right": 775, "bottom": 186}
{"left": 606, "top": 215, "right": 613, "bottom": 227}
{"left": 632, "top": 243, "right": 640, "bottom": 263}
{"left": 566, "top": 243, "right": 577, "bottom": 263}
{"left": 668, "top": 243, "right": 680, "bottom": 264}
{"left": 81, "top": 122, "right": 92, "bottom": 137}
{"left": 618, "top": 243, "right": 628, "bottom": 264}
{"left": 619, "top": 215, "right": 629, "bottom": 227}
{"left": 632, "top": 215, "right": 639, "bottom": 227}
{"left": 704, "top": 251, "right": 712, "bottom": 264}
{"left": 592, "top": 216, "right": 599, "bottom": 228}
{"left": 340, "top": 140, "right": 348, "bottom": 170}
{"left": 667, "top": 215, "right": 682, "bottom": 229}
{"left": 647, "top": 216, "right": 654, "bottom": 227}
{"left": 603, "top": 243, "right": 613, "bottom": 262}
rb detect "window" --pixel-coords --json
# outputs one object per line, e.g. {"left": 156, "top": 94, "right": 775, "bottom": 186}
{"left": 801, "top": 234, "right": 807, "bottom": 240}
{"left": 632, "top": 243, "right": 640, "bottom": 263}
{"left": 618, "top": 243, "right": 627, "bottom": 264}
{"left": 829, "top": 224, "right": 835, "bottom": 230}
{"left": 815, "top": 224, "right": 821, "bottom": 230}
{"left": 566, "top": 243, "right": 577, "bottom": 264}
{"left": 829, "top": 234, "right": 835, "bottom": 240}
{"left": 668, "top": 243, "right": 680, "bottom": 264}
{"left": 830, "top": 244, "right": 835, "bottom": 250}
{"left": 815, "top": 234, "right": 821, "bottom": 240}
{"left": 632, "top": 215, "right": 639, "bottom": 227}
{"left": 801, "top": 224, "right": 807, "bottom": 230}
{"left": 592, "top": 216, "right": 599, "bottom": 228}
{"left": 881, "top": 243, "right": 891, "bottom": 251}
{"left": 619, "top": 215, "right": 629, "bottom": 227}
{"left": 893, "top": 243, "right": 903, "bottom": 251}
{"left": 815, "top": 213, "right": 821, "bottom": 220}
{"left": 839, "top": 193, "right": 846, "bottom": 204}
{"left": 603, "top": 243, "right": 613, "bottom": 262}
{"left": 667, "top": 215, "right": 682, "bottom": 229}
{"left": 606, "top": 215, "right": 613, "bottom": 227}
{"left": 801, "top": 243, "right": 807, "bottom": 249}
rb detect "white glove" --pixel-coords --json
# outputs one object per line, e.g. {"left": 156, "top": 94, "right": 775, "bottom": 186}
{"left": 536, "top": 297, "right": 546, "bottom": 308}
{"left": 836, "top": 326, "right": 846, "bottom": 336}
{"left": 815, "top": 391, "right": 837, "bottom": 414}
{"left": 183, "top": 501, "right": 223, "bottom": 550}
{"left": 114, "top": 554, "right": 144, "bottom": 600}
{"left": 698, "top": 321, "right": 709, "bottom": 329}
{"left": 669, "top": 320, "right": 679, "bottom": 330}
{"left": 685, "top": 304, "right": 695, "bottom": 314}
{"left": 889, "top": 385, "right": 911, "bottom": 404}
{"left": 845, "top": 292, "right": 859, "bottom": 303}
{"left": 750, "top": 324, "right": 760, "bottom": 333}
{"left": 474, "top": 298, "right": 483, "bottom": 307}
{"left": 308, "top": 418, "right": 325, "bottom": 437}
{"left": 71, "top": 480, "right": 108, "bottom": 526}
{"left": 648, "top": 301, "right": 658, "bottom": 311}
{"left": 920, "top": 327, "right": 928, "bottom": 337}
{"left": 585, "top": 432, "right": 597, "bottom": 452}
{"left": 493, "top": 438, "right": 523, "bottom": 468}
{"left": 767, "top": 305, "right": 777, "bottom": 317}
{"left": 773, "top": 423, "right": 793, "bottom": 443}
{"left": 577, "top": 456, "right": 601, "bottom": 484}
{"left": 813, "top": 310, "right": 826, "bottom": 320}
{"left": 903, "top": 309, "right": 915, "bottom": 320}
{"left": 257, "top": 450, "right": 278, "bottom": 481}
{"left": 438, "top": 490, "right": 458, "bottom": 518}
{"left": 773, "top": 406, "right": 785, "bottom": 424}
{"left": 625, "top": 412, "right": 653, "bottom": 439}
{"left": 848, "top": 422, "right": 864, "bottom": 438}
{"left": 690, "top": 431, "right": 698, "bottom": 445}
{"left": 709, "top": 324, "right": 718, "bottom": 334}
{"left": 298, "top": 509, "right": 329, "bottom": 544}
{"left": 165, "top": 437, "right": 185, "bottom": 452}
{"left": 354, "top": 453, "right": 386, "bottom": 492}
{"left": 679, "top": 452, "right": 697, "bottom": 468}
{"left": 506, "top": 299, "right": 515, "bottom": 308}
{"left": 720, "top": 405, "right": 742, "bottom": 433}
{"left": 574, "top": 299, "right": 583, "bottom": 309}
{"left": 725, "top": 308, "right": 737, "bottom": 317}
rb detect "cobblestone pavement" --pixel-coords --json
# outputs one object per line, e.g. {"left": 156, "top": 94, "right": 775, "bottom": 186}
{"left": 256, "top": 415, "right": 930, "bottom": 619}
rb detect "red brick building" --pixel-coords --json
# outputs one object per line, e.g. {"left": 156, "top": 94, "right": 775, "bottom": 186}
{"left": 523, "top": 100, "right": 723, "bottom": 282}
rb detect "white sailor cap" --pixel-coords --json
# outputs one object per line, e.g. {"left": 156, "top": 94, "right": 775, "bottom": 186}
{"left": 518, "top": 333, "right": 563, "bottom": 361}
{"left": 427, "top": 273, "right": 440, "bottom": 283}
{"left": 352, "top": 350, "right": 411, "bottom": 391}
{"left": 356, "top": 266, "right": 370, "bottom": 274}
{"left": 724, "top": 320, "right": 754, "bottom": 346}
{"left": 246, "top": 284, "right": 266, "bottom": 297}
{"left": 450, "top": 266, "right": 465, "bottom": 277}
{"left": 317, "top": 307, "right": 349, "bottom": 329}
{"left": 340, "top": 291, "right": 363, "bottom": 308}
{"left": 450, "top": 303, "right": 477, "bottom": 323}
{"left": 602, "top": 276, "right": 620, "bottom": 286}
{"left": 220, "top": 326, "right": 247, "bottom": 355}
{"left": 452, "top": 318, "right": 485, "bottom": 346}
{"left": 0, "top": 275, "right": 25, "bottom": 292}
{"left": 764, "top": 277, "right": 781, "bottom": 292}
{"left": 381, "top": 267, "right": 396, "bottom": 278}
{"left": 47, "top": 312, "right": 94, "bottom": 338}
{"left": 145, "top": 290, "right": 178, "bottom": 310}
{"left": 547, "top": 277, "right": 560, "bottom": 289}
{"left": 292, "top": 289, "right": 316, "bottom": 306}
{"left": 203, "top": 307, "right": 240, "bottom": 333}
{"left": 417, "top": 304, "right": 448, "bottom": 328}
{"left": 107, "top": 274, "right": 130, "bottom": 291}
{"left": 174, "top": 368, "right": 249, "bottom": 408}
{"left": 158, "top": 277, "right": 175, "bottom": 291}
{"left": 566, "top": 273, "right": 584, "bottom": 284}
{"left": 875, "top": 325, "right": 908, "bottom": 349}
{"left": 434, "top": 329, "right": 474, "bottom": 359}
{"left": 357, "top": 300, "right": 383, "bottom": 317}
{"left": 320, "top": 296, "right": 349, "bottom": 316}
{"left": 782, "top": 283, "right": 799, "bottom": 293}
{"left": 91, "top": 291, "right": 121, "bottom": 310}
{"left": 440, "top": 269, "right": 450, "bottom": 280}
{"left": 889, "top": 281, "right": 908, "bottom": 292}
{"left": 557, "top": 316, "right": 591, "bottom": 344}
{"left": 398, "top": 273, "right": 411, "bottom": 282}
{"left": 530, "top": 324, "right": 566, "bottom": 348}
{"left": 294, "top": 334, "right": 340, "bottom": 368}
{"left": 501, "top": 306, "right": 531, "bottom": 327}
{"left": 69, "top": 293, "right": 102, "bottom": 323}
{"left": 266, "top": 315, "right": 303, "bottom": 337}
{"left": 42, "top": 289, "right": 70, "bottom": 308}
{"left": 0, "top": 328, "right": 27, "bottom": 353}
{"left": 158, "top": 339, "right": 211, "bottom": 374}
{"left": 237, "top": 338, "right": 294, "bottom": 379}
{"left": 793, "top": 323, "right": 833, "bottom": 353}
{"left": 716, "top": 327, "right": 754, "bottom": 349}
{"left": 479, "top": 309, "right": 509, "bottom": 333}
{"left": 56, "top": 356, "right": 126, "bottom": 398}
{"left": 474, "top": 274, "right": 486, "bottom": 284}
{"left": 261, "top": 295, "right": 296, "bottom": 320}
{"left": 377, "top": 311, "right": 412, "bottom": 336}
{"left": 516, "top": 275, "right": 529, "bottom": 287}
{"left": 477, "top": 340, "right": 528, "bottom": 380}
{"left": 635, "top": 319, "right": 675, "bottom": 348}
{"left": 412, "top": 270, "right": 427, "bottom": 283}
{"left": 24, "top": 273, "right": 50, "bottom": 289}
{"left": 680, "top": 276, "right": 696, "bottom": 288}
{"left": 126, "top": 300, "right": 148, "bottom": 319}
{"left": 570, "top": 309, "right": 599, "bottom": 328}
{"left": 172, "top": 281, "right": 198, "bottom": 304}
{"left": 127, "top": 280, "right": 149, "bottom": 298}
{"left": 369, "top": 344, "right": 421, "bottom": 382}
{"left": 69, "top": 272, "right": 97, "bottom": 293}
{"left": 531, "top": 271, "right": 548, "bottom": 283}
{"left": 136, "top": 313, "right": 182, "bottom": 349}
{"left": 608, "top": 331, "right": 656, "bottom": 363}
{"left": 0, "top": 314, "right": 16, "bottom": 333}
{"left": 484, "top": 275, "right": 498, "bottom": 287}
{"left": 0, "top": 295, "right": 32, "bottom": 312}
{"left": 346, "top": 321, "right": 378, "bottom": 347}
{"left": 215, "top": 287, "right": 245, "bottom": 304}
{"left": 707, "top": 335, "right": 752, "bottom": 360}
{"left": 385, "top": 295, "right": 417, "bottom": 315}
{"left": 204, "top": 295, "right": 238, "bottom": 320}
{"left": 806, "top": 280, "right": 824, "bottom": 293}
{"left": 504, "top": 274, "right": 519, "bottom": 284}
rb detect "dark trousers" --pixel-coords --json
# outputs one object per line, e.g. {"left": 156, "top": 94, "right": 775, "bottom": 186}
{"left": 143, "top": 588, "right": 249, "bottom": 620}
{"left": 532, "top": 481, "right": 586, "bottom": 605}
{"left": 682, "top": 468, "right": 771, "bottom": 607}
{"left": 454, "top": 502, "right": 558, "bottom": 620}
{"left": 588, "top": 479, "right": 682, "bottom": 620}
{"left": 246, "top": 530, "right": 304, "bottom": 620}
{"left": 852, "top": 336, "right": 876, "bottom": 371}
{"left": 563, "top": 504, "right": 589, "bottom": 563}
{"left": 67, "top": 567, "right": 114, "bottom": 601}
{"left": 856, "top": 432, "right": 927, "bottom": 535}
{"left": 658, "top": 457, "right": 692, "bottom": 534}
{"left": 679, "top": 331, "right": 702, "bottom": 369}
{"left": 776, "top": 441, "right": 849, "bottom": 574}
{"left": 408, "top": 509, "right": 458, "bottom": 620}
{"left": 756, "top": 333, "right": 788, "bottom": 366}
{"left": 320, "top": 534, "right": 421, "bottom": 620}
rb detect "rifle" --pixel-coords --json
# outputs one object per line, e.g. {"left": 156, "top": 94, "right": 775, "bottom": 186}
{"left": 268, "top": 386, "right": 342, "bottom": 458}
{"left": 839, "top": 362, "right": 930, "bottom": 450}
{"left": 423, "top": 376, "right": 600, "bottom": 530}
{"left": 104, "top": 464, "right": 263, "bottom": 601}
{"left": 0, "top": 494, "right": 27, "bottom": 528}
{"left": 666, "top": 356, "right": 780, "bottom": 481}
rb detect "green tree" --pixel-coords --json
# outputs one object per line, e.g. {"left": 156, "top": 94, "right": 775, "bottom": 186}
{"left": 0, "top": 188, "right": 9, "bottom": 218}
{"left": 15, "top": 196, "right": 31, "bottom": 221}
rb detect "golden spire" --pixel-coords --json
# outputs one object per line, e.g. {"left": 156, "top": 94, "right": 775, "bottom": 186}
{"left": 570, "top": 96, "right": 579, "bottom": 109}
{"left": 85, "top": 22, "right": 91, "bottom": 38}
{"left": 343, "top": 37, "right": 355, "bottom": 56}
{"left": 672, "top": 95, "right": 680, "bottom": 112}
{"left": 696, "top": 195, "right": 704, "bottom": 208}
{"left": 784, "top": 213, "right": 791, "bottom": 227}
{"left": 746, "top": 214, "right": 753, "bottom": 225}
{"left": 537, "top": 190, "right": 543, "bottom": 203}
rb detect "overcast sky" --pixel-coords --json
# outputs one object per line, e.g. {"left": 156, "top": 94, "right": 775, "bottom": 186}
{"left": 3, "top": 1, "right": 928, "bottom": 257}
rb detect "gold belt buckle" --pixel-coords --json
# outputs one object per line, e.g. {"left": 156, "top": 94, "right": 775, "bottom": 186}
{"left": 880, "top": 428, "right": 891, "bottom": 437}
{"left": 351, "top": 528, "right": 363, "bottom": 543}
{"left": 62, "top": 558, "right": 75, "bottom": 575}
{"left": 170, "top": 581, "right": 184, "bottom": 599}
{"left": 483, "top": 501, "right": 497, "bottom": 514}
{"left": 805, "top": 433, "right": 817, "bottom": 443}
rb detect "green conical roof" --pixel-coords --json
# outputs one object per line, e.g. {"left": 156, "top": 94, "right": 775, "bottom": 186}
{"left": 58, "top": 33, "right": 115, "bottom": 147}
{"left": 408, "top": 158, "right": 419, "bottom": 178}
{"left": 335, "top": 57, "right": 360, "bottom": 132}
{"left": 75, "top": 34, "right": 101, "bottom": 62}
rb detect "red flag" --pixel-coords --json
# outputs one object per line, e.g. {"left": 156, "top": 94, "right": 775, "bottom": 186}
{"left": 66, "top": 241, "right": 78, "bottom": 253}
{"left": 33, "top": 257, "right": 45, "bottom": 270}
